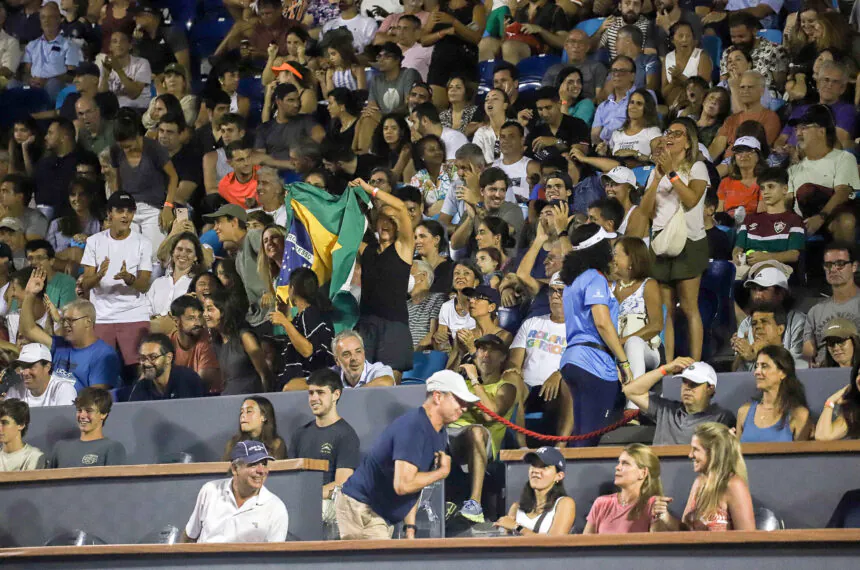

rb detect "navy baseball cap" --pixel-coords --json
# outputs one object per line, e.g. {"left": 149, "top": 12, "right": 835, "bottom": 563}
{"left": 524, "top": 446, "right": 566, "bottom": 472}
{"left": 230, "top": 440, "right": 275, "bottom": 465}
{"left": 106, "top": 191, "right": 137, "bottom": 210}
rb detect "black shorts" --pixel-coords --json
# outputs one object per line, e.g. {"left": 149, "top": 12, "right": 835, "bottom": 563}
{"left": 356, "top": 315, "right": 414, "bottom": 372}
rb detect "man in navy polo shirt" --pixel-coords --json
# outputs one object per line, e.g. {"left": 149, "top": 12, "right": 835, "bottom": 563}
{"left": 128, "top": 333, "right": 204, "bottom": 401}
{"left": 336, "top": 370, "right": 478, "bottom": 540}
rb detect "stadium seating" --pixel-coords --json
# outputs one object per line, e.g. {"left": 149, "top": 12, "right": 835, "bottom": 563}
{"left": 575, "top": 18, "right": 605, "bottom": 37}
{"left": 517, "top": 55, "right": 561, "bottom": 89}
{"left": 188, "top": 16, "right": 234, "bottom": 76}
{"left": 478, "top": 59, "right": 496, "bottom": 94}
{"left": 702, "top": 35, "right": 723, "bottom": 83}
{"left": 0, "top": 87, "right": 52, "bottom": 130}
{"left": 757, "top": 29, "right": 783, "bottom": 45}
{"left": 401, "top": 350, "right": 448, "bottom": 383}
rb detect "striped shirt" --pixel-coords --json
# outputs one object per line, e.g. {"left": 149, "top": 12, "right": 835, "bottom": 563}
{"left": 734, "top": 212, "right": 805, "bottom": 254}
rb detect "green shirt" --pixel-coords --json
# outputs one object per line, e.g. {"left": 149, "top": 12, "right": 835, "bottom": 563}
{"left": 47, "top": 272, "right": 77, "bottom": 309}
{"left": 79, "top": 120, "right": 116, "bottom": 156}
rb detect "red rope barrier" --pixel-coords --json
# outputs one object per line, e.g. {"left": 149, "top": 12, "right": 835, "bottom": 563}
{"left": 474, "top": 402, "right": 640, "bottom": 442}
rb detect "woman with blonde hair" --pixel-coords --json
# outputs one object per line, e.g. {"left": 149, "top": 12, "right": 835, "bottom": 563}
{"left": 652, "top": 422, "right": 756, "bottom": 532}
{"left": 583, "top": 444, "right": 664, "bottom": 534}
{"left": 257, "top": 224, "right": 286, "bottom": 311}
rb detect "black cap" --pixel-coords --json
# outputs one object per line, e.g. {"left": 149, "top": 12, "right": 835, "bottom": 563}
{"left": 788, "top": 104, "right": 835, "bottom": 129}
{"left": 73, "top": 62, "right": 101, "bottom": 77}
{"left": 462, "top": 285, "right": 501, "bottom": 307}
{"left": 133, "top": 2, "right": 161, "bottom": 16}
{"left": 474, "top": 333, "right": 507, "bottom": 353}
{"left": 106, "top": 191, "right": 137, "bottom": 210}
{"left": 377, "top": 41, "right": 403, "bottom": 60}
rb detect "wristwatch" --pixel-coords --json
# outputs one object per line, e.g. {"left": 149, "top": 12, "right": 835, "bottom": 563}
{"left": 515, "top": 524, "right": 524, "bottom": 535}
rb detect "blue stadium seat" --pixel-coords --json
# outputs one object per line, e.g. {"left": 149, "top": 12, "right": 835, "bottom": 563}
{"left": 238, "top": 75, "right": 264, "bottom": 128}
{"left": 673, "top": 260, "right": 735, "bottom": 359}
{"left": 632, "top": 165, "right": 654, "bottom": 187}
{"left": 702, "top": 35, "right": 722, "bottom": 83}
{"left": 189, "top": 16, "right": 234, "bottom": 67}
{"left": 498, "top": 305, "right": 525, "bottom": 334}
{"left": 517, "top": 54, "right": 561, "bottom": 88}
{"left": 401, "top": 350, "right": 448, "bottom": 382}
{"left": 757, "top": 29, "right": 783, "bottom": 45}
{"left": 200, "top": 0, "right": 231, "bottom": 19}
{"left": 151, "top": 0, "right": 197, "bottom": 27}
{"left": 0, "top": 86, "right": 52, "bottom": 129}
{"left": 575, "top": 18, "right": 605, "bottom": 37}
{"left": 478, "top": 59, "right": 496, "bottom": 93}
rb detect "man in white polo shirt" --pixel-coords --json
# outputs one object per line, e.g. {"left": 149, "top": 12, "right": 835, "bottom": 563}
{"left": 182, "top": 440, "right": 288, "bottom": 543}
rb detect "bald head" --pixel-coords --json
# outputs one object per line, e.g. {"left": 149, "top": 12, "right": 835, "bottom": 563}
{"left": 40, "top": 2, "right": 61, "bottom": 37}
{"left": 565, "top": 29, "right": 589, "bottom": 62}
{"left": 76, "top": 96, "right": 102, "bottom": 132}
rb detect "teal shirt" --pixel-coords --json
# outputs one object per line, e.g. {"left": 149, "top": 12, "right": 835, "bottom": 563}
{"left": 47, "top": 272, "right": 77, "bottom": 309}
{"left": 569, "top": 99, "right": 596, "bottom": 127}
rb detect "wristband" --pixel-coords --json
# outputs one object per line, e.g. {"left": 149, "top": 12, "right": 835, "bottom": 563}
{"left": 371, "top": 187, "right": 380, "bottom": 197}
{"left": 659, "top": 365, "right": 668, "bottom": 377}
{"left": 669, "top": 172, "right": 681, "bottom": 184}
{"left": 515, "top": 524, "right": 524, "bottom": 534}
{"left": 825, "top": 401, "right": 835, "bottom": 409}
{"left": 163, "top": 201, "right": 175, "bottom": 209}
{"left": 404, "top": 524, "right": 417, "bottom": 532}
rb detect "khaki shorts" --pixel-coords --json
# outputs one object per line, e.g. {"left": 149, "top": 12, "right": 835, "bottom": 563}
{"left": 650, "top": 237, "right": 710, "bottom": 283}
{"left": 335, "top": 492, "right": 394, "bottom": 540}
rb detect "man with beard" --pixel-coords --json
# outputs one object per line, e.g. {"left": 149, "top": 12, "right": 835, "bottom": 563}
{"left": 450, "top": 166, "right": 526, "bottom": 250}
{"left": 651, "top": 0, "right": 702, "bottom": 57}
{"left": 254, "top": 84, "right": 325, "bottom": 171}
{"left": 169, "top": 296, "right": 222, "bottom": 393}
{"left": 20, "top": 271, "right": 121, "bottom": 392}
{"left": 322, "top": 0, "right": 378, "bottom": 54}
{"left": 336, "top": 370, "right": 476, "bottom": 539}
{"left": 183, "top": 440, "right": 288, "bottom": 543}
{"left": 290, "top": 369, "right": 360, "bottom": 501}
{"left": 368, "top": 42, "right": 421, "bottom": 115}
{"left": 717, "top": 12, "right": 786, "bottom": 88}
{"left": 128, "top": 333, "right": 203, "bottom": 401}
{"left": 594, "top": 0, "right": 655, "bottom": 59}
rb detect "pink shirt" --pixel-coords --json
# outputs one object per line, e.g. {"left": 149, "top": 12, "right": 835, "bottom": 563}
{"left": 586, "top": 493, "right": 655, "bottom": 534}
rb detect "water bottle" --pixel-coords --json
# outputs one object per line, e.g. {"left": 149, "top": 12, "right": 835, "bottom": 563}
{"left": 734, "top": 206, "right": 746, "bottom": 227}
{"left": 414, "top": 481, "right": 443, "bottom": 538}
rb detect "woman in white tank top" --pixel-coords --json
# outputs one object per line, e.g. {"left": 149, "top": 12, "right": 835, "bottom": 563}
{"left": 662, "top": 22, "right": 712, "bottom": 106}
{"left": 494, "top": 447, "right": 576, "bottom": 535}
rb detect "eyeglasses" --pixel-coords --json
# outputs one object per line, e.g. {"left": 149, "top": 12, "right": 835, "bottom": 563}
{"left": 664, "top": 129, "right": 686, "bottom": 139}
{"left": 549, "top": 288, "right": 565, "bottom": 298}
{"left": 60, "top": 315, "right": 88, "bottom": 326}
{"left": 139, "top": 353, "right": 166, "bottom": 364}
{"left": 823, "top": 260, "right": 852, "bottom": 271}
{"left": 610, "top": 68, "right": 633, "bottom": 75}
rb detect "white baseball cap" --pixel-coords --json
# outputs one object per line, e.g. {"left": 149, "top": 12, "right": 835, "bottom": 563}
{"left": 674, "top": 361, "right": 718, "bottom": 387}
{"left": 601, "top": 166, "right": 636, "bottom": 187}
{"left": 549, "top": 272, "right": 564, "bottom": 287}
{"left": 732, "top": 136, "right": 761, "bottom": 152}
{"left": 744, "top": 266, "right": 789, "bottom": 290}
{"left": 15, "top": 343, "right": 52, "bottom": 365}
{"left": 426, "top": 370, "right": 480, "bottom": 403}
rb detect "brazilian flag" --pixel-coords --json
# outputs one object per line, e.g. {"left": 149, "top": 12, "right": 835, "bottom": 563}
{"left": 276, "top": 182, "right": 369, "bottom": 332}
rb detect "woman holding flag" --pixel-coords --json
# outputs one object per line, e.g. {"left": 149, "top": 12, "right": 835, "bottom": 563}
{"left": 351, "top": 178, "right": 416, "bottom": 378}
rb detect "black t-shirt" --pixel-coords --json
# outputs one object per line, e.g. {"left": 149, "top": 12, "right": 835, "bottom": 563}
{"left": 290, "top": 418, "right": 361, "bottom": 485}
{"left": 171, "top": 142, "right": 204, "bottom": 207}
{"left": 526, "top": 114, "right": 589, "bottom": 161}
{"left": 276, "top": 305, "right": 335, "bottom": 390}
{"left": 33, "top": 149, "right": 98, "bottom": 208}
{"left": 513, "top": 3, "right": 569, "bottom": 38}
{"left": 60, "top": 92, "right": 121, "bottom": 121}
{"left": 134, "top": 26, "right": 188, "bottom": 75}
{"left": 706, "top": 226, "right": 732, "bottom": 261}
{"left": 193, "top": 126, "right": 219, "bottom": 155}
{"left": 127, "top": 366, "right": 205, "bottom": 401}
{"left": 430, "top": 258, "right": 455, "bottom": 294}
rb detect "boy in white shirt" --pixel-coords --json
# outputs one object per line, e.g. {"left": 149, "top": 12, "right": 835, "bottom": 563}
{"left": 80, "top": 191, "right": 152, "bottom": 374}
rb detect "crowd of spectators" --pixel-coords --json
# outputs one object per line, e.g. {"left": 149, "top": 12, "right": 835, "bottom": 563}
{"left": 1, "top": 0, "right": 860, "bottom": 542}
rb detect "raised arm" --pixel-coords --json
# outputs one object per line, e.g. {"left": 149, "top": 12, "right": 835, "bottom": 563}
{"left": 623, "top": 356, "right": 695, "bottom": 412}
{"left": 21, "top": 269, "right": 54, "bottom": 347}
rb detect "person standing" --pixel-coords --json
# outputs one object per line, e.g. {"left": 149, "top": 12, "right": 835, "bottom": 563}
{"left": 336, "top": 370, "right": 478, "bottom": 540}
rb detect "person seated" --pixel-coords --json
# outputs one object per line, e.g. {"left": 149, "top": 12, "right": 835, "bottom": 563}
{"left": 410, "top": 101, "right": 468, "bottom": 161}
{"left": 20, "top": 269, "right": 121, "bottom": 391}
{"left": 594, "top": 0, "right": 656, "bottom": 60}
{"left": 583, "top": 444, "right": 663, "bottom": 534}
{"left": 660, "top": 22, "right": 710, "bottom": 107}
{"left": 448, "top": 334, "right": 519, "bottom": 523}
{"left": 816, "top": 357, "right": 860, "bottom": 441}
{"left": 478, "top": 0, "right": 567, "bottom": 65}
{"left": 223, "top": 397, "right": 287, "bottom": 461}
{"left": 803, "top": 242, "right": 860, "bottom": 366}
{"left": 611, "top": 237, "right": 663, "bottom": 386}
{"left": 434, "top": 261, "right": 482, "bottom": 351}
{"left": 183, "top": 440, "right": 288, "bottom": 543}
{"left": 271, "top": 267, "right": 336, "bottom": 391}
{"left": 821, "top": 318, "right": 858, "bottom": 369}
{"left": 449, "top": 167, "right": 525, "bottom": 251}
{"left": 290, "top": 369, "right": 360, "bottom": 504}
{"left": 732, "top": 168, "right": 803, "bottom": 279}
{"left": 587, "top": 198, "right": 625, "bottom": 236}
{"left": 331, "top": 330, "right": 395, "bottom": 389}
{"left": 733, "top": 263, "right": 806, "bottom": 366}
{"left": 23, "top": 240, "right": 76, "bottom": 310}
{"left": 493, "top": 447, "right": 575, "bottom": 535}
{"left": 48, "top": 387, "right": 126, "bottom": 467}
{"left": 169, "top": 296, "right": 222, "bottom": 393}
{"left": 595, "top": 88, "right": 662, "bottom": 164}
{"left": 787, "top": 106, "right": 860, "bottom": 242}
{"left": 18, "top": 3, "right": 82, "bottom": 100}
{"left": 651, "top": 422, "right": 756, "bottom": 532}
{"left": 623, "top": 358, "right": 736, "bottom": 445}
{"left": 321, "top": 0, "right": 378, "bottom": 54}
{"left": 708, "top": 71, "right": 780, "bottom": 161}
{"left": 736, "top": 346, "right": 812, "bottom": 442}
{"left": 128, "top": 333, "right": 204, "bottom": 401}
{"left": 732, "top": 304, "right": 802, "bottom": 372}
{"left": 716, "top": 136, "right": 762, "bottom": 219}
{"left": 0, "top": 174, "right": 48, "bottom": 241}
{"left": 99, "top": 29, "right": 152, "bottom": 110}
{"left": 522, "top": 87, "right": 590, "bottom": 163}
{"left": 407, "top": 260, "right": 447, "bottom": 351}
{"left": 0, "top": 398, "right": 47, "bottom": 471}
{"left": 4, "top": 343, "right": 76, "bottom": 407}
{"left": 447, "top": 286, "right": 513, "bottom": 370}
{"left": 591, "top": 56, "right": 639, "bottom": 145}
{"left": 218, "top": 141, "right": 260, "bottom": 208}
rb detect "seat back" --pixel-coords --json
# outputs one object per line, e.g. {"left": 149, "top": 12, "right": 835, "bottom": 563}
{"left": 575, "top": 18, "right": 605, "bottom": 37}
{"left": 632, "top": 165, "right": 654, "bottom": 188}
{"left": 0, "top": 87, "right": 52, "bottom": 130}
{"left": 478, "top": 59, "right": 496, "bottom": 94}
{"left": 517, "top": 54, "right": 561, "bottom": 89}
{"left": 701, "top": 260, "right": 736, "bottom": 329}
{"left": 701, "top": 35, "right": 722, "bottom": 83}
{"left": 401, "top": 350, "right": 448, "bottom": 382}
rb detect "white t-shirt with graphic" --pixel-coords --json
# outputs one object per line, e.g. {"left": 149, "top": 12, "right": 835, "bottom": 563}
{"left": 511, "top": 315, "right": 567, "bottom": 388}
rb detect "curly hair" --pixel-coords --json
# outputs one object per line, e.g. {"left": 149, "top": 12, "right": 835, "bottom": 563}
{"left": 559, "top": 224, "right": 613, "bottom": 285}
